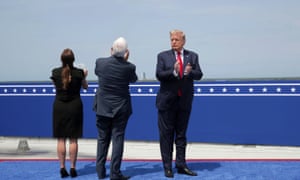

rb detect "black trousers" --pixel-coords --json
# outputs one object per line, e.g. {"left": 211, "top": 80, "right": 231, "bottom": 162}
{"left": 96, "top": 113, "right": 129, "bottom": 179}
{"left": 158, "top": 106, "right": 191, "bottom": 170}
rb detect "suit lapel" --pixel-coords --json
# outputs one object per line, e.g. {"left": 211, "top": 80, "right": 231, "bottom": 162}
{"left": 168, "top": 50, "right": 177, "bottom": 63}
{"left": 183, "top": 50, "right": 190, "bottom": 66}
{"left": 168, "top": 49, "right": 191, "bottom": 66}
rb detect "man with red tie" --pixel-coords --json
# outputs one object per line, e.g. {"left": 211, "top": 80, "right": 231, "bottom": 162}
{"left": 155, "top": 29, "right": 203, "bottom": 178}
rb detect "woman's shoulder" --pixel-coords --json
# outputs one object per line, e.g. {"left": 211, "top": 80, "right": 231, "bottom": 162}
{"left": 72, "top": 67, "right": 84, "bottom": 77}
{"left": 52, "top": 67, "right": 62, "bottom": 72}
{"left": 73, "top": 67, "right": 84, "bottom": 73}
{"left": 50, "top": 67, "right": 62, "bottom": 81}
{"left": 51, "top": 67, "right": 62, "bottom": 75}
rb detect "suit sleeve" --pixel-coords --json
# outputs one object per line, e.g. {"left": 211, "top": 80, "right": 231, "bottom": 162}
{"left": 129, "top": 64, "right": 138, "bottom": 83}
{"left": 156, "top": 53, "right": 178, "bottom": 81}
{"left": 95, "top": 59, "right": 99, "bottom": 76}
{"left": 186, "top": 53, "right": 203, "bottom": 80}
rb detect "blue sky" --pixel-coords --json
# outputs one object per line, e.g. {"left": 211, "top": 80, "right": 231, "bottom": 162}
{"left": 1, "top": 0, "right": 300, "bottom": 81}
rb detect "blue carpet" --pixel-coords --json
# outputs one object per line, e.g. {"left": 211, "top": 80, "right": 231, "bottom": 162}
{"left": 1, "top": 160, "right": 300, "bottom": 179}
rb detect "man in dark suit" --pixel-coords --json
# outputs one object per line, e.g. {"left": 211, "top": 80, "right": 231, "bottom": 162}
{"left": 94, "top": 37, "right": 138, "bottom": 180}
{"left": 156, "top": 30, "right": 203, "bottom": 178}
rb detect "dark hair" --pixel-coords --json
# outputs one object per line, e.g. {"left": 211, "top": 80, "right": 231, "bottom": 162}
{"left": 61, "top": 48, "right": 75, "bottom": 90}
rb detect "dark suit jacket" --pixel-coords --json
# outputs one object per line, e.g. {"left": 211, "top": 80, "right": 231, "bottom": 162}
{"left": 156, "top": 49, "right": 203, "bottom": 111}
{"left": 93, "top": 55, "right": 138, "bottom": 118}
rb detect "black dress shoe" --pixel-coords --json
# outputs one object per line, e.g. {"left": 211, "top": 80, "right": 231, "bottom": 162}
{"left": 98, "top": 173, "right": 106, "bottom": 179}
{"left": 70, "top": 168, "right": 77, "bottom": 178}
{"left": 97, "top": 167, "right": 106, "bottom": 179}
{"left": 177, "top": 167, "right": 197, "bottom": 176}
{"left": 164, "top": 169, "right": 174, "bottom": 178}
{"left": 60, "top": 168, "right": 69, "bottom": 178}
{"left": 110, "top": 174, "right": 130, "bottom": 180}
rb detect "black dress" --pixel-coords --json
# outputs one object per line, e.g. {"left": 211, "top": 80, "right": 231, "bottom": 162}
{"left": 51, "top": 67, "right": 85, "bottom": 138}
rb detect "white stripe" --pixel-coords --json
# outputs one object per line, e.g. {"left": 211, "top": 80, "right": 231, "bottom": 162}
{"left": 1, "top": 83, "right": 299, "bottom": 88}
{"left": 1, "top": 93, "right": 299, "bottom": 97}
{"left": 194, "top": 93, "right": 300, "bottom": 96}
{"left": 194, "top": 83, "right": 300, "bottom": 87}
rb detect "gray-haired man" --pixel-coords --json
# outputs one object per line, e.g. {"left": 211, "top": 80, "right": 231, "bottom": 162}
{"left": 94, "top": 37, "right": 138, "bottom": 180}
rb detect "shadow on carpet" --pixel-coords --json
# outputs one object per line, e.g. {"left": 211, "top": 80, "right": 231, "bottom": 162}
{"left": 0, "top": 160, "right": 300, "bottom": 179}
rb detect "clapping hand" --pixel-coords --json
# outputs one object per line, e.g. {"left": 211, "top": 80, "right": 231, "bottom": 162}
{"left": 184, "top": 63, "right": 192, "bottom": 75}
{"left": 124, "top": 50, "right": 130, "bottom": 61}
{"left": 174, "top": 60, "right": 180, "bottom": 73}
{"left": 83, "top": 69, "right": 88, "bottom": 78}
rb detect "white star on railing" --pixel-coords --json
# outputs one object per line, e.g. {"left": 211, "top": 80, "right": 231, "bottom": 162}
{"left": 291, "top": 87, "right": 296, "bottom": 92}
{"left": 262, "top": 87, "right": 267, "bottom": 92}
{"left": 276, "top": 88, "right": 281, "bottom": 92}
{"left": 1, "top": 83, "right": 300, "bottom": 96}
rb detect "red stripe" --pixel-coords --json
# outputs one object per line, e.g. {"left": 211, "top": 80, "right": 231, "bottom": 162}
{"left": 2, "top": 158, "right": 300, "bottom": 162}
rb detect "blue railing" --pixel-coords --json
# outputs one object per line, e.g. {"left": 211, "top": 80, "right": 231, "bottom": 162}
{"left": 1, "top": 80, "right": 300, "bottom": 146}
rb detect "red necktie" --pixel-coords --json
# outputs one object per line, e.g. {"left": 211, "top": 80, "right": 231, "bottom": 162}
{"left": 177, "top": 51, "right": 183, "bottom": 78}
{"left": 177, "top": 51, "right": 183, "bottom": 96}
